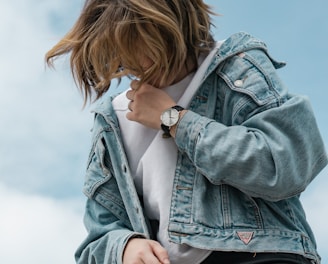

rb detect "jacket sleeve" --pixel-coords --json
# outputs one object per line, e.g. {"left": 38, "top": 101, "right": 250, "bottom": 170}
{"left": 75, "top": 198, "right": 143, "bottom": 264}
{"left": 175, "top": 49, "right": 328, "bottom": 202}
{"left": 75, "top": 122, "right": 146, "bottom": 264}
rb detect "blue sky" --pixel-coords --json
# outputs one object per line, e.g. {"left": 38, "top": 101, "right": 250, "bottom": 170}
{"left": 0, "top": 0, "right": 327, "bottom": 263}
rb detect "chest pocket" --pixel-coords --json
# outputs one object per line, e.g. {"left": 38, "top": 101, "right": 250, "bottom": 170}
{"left": 216, "top": 49, "right": 288, "bottom": 126}
{"left": 83, "top": 132, "right": 130, "bottom": 226}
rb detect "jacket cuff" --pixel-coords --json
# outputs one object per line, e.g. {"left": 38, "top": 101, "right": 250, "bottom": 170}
{"left": 174, "top": 110, "right": 213, "bottom": 156}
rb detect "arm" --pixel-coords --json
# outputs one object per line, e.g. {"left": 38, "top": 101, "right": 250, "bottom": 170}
{"left": 174, "top": 48, "right": 327, "bottom": 201}
{"left": 175, "top": 94, "right": 327, "bottom": 201}
{"left": 124, "top": 48, "right": 327, "bottom": 201}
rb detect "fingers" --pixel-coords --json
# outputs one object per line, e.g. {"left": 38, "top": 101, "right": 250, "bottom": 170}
{"left": 130, "top": 79, "right": 140, "bottom": 90}
{"left": 123, "top": 238, "right": 170, "bottom": 264}
{"left": 141, "top": 253, "right": 163, "bottom": 264}
{"left": 126, "top": 81, "right": 142, "bottom": 109}
{"left": 125, "top": 80, "right": 176, "bottom": 129}
{"left": 128, "top": 100, "right": 134, "bottom": 112}
{"left": 150, "top": 241, "right": 170, "bottom": 264}
{"left": 126, "top": 88, "right": 136, "bottom": 112}
{"left": 126, "top": 89, "right": 136, "bottom": 101}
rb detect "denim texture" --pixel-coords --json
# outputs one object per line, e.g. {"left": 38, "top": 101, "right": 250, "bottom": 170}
{"left": 75, "top": 32, "right": 327, "bottom": 264}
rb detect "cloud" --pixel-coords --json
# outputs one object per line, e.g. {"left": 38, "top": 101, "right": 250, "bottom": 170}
{"left": 0, "top": 182, "right": 86, "bottom": 264}
{"left": 0, "top": 3, "right": 89, "bottom": 262}
{"left": 1, "top": 176, "right": 327, "bottom": 264}
{"left": 0, "top": 0, "right": 93, "bottom": 197}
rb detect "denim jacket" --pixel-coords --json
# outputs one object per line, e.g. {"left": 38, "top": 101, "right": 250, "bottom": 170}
{"left": 75, "top": 32, "right": 327, "bottom": 264}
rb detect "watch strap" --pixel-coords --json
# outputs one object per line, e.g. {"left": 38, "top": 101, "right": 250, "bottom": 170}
{"left": 171, "top": 105, "right": 184, "bottom": 112}
{"left": 161, "top": 124, "right": 171, "bottom": 138}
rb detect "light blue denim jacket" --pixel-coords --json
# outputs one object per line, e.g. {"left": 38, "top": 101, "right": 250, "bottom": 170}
{"left": 75, "top": 32, "right": 327, "bottom": 264}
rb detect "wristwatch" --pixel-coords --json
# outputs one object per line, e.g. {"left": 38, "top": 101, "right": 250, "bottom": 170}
{"left": 160, "top": 105, "right": 184, "bottom": 138}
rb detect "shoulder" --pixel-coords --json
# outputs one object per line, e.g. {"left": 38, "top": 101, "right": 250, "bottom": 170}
{"left": 215, "top": 32, "right": 285, "bottom": 69}
{"left": 216, "top": 32, "right": 287, "bottom": 100}
{"left": 213, "top": 33, "right": 290, "bottom": 123}
{"left": 210, "top": 32, "right": 288, "bottom": 104}
{"left": 219, "top": 32, "right": 267, "bottom": 55}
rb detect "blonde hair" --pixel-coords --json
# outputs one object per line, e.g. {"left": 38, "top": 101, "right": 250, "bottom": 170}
{"left": 45, "top": 0, "right": 215, "bottom": 104}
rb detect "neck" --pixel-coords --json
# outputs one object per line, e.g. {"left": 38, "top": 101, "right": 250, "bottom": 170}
{"left": 149, "top": 57, "right": 197, "bottom": 88}
{"left": 165, "top": 57, "right": 197, "bottom": 87}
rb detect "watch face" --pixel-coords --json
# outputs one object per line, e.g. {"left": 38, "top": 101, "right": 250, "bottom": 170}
{"left": 161, "top": 108, "right": 179, "bottom": 127}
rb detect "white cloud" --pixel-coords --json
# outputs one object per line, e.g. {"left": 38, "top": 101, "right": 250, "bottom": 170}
{"left": 1, "top": 177, "right": 327, "bottom": 264}
{"left": 0, "top": 183, "right": 86, "bottom": 264}
{"left": 0, "top": 3, "right": 90, "bottom": 262}
{"left": 0, "top": 0, "right": 94, "bottom": 196}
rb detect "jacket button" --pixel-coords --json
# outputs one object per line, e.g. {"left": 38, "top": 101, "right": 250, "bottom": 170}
{"left": 234, "top": 80, "right": 244, "bottom": 87}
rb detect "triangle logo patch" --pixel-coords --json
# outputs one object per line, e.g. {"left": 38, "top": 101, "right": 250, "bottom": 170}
{"left": 237, "top": 231, "right": 254, "bottom": 245}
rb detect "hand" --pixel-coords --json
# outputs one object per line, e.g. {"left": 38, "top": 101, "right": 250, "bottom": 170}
{"left": 123, "top": 238, "right": 170, "bottom": 264}
{"left": 126, "top": 80, "right": 176, "bottom": 130}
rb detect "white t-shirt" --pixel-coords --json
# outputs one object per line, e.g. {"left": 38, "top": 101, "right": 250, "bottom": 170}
{"left": 112, "top": 42, "right": 223, "bottom": 264}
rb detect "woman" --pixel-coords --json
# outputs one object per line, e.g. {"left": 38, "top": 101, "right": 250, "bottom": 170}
{"left": 46, "top": 0, "right": 327, "bottom": 263}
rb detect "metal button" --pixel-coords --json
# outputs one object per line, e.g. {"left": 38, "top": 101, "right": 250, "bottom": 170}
{"left": 234, "top": 80, "right": 243, "bottom": 87}
{"left": 237, "top": 52, "right": 246, "bottom": 58}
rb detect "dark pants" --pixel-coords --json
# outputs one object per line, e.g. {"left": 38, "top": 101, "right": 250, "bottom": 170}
{"left": 201, "top": 252, "right": 312, "bottom": 264}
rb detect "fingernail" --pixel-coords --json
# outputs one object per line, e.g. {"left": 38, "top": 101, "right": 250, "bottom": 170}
{"left": 163, "top": 259, "right": 170, "bottom": 264}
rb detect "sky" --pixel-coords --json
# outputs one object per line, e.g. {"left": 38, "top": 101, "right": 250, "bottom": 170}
{"left": 0, "top": 0, "right": 327, "bottom": 263}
